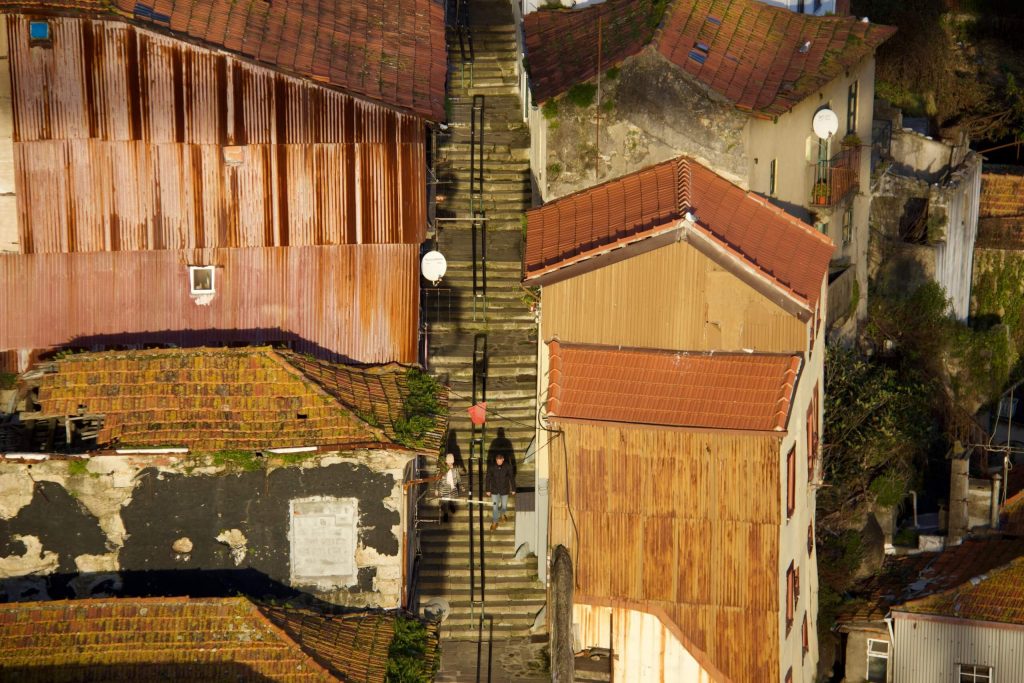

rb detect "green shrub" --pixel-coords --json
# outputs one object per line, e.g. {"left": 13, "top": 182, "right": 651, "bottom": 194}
{"left": 386, "top": 617, "right": 438, "bottom": 682}
{"left": 565, "top": 82, "right": 597, "bottom": 108}
{"left": 605, "top": 65, "right": 620, "bottom": 80}
{"left": 0, "top": 372, "right": 16, "bottom": 390}
{"left": 541, "top": 98, "right": 559, "bottom": 120}
{"left": 393, "top": 368, "right": 442, "bottom": 449}
{"left": 211, "top": 450, "right": 262, "bottom": 472}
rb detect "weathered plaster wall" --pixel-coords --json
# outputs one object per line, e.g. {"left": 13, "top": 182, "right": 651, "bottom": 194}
{"left": 871, "top": 146, "right": 981, "bottom": 320}
{"left": 0, "top": 15, "right": 17, "bottom": 253}
{"left": 0, "top": 451, "right": 409, "bottom": 608}
{"left": 842, "top": 628, "right": 891, "bottom": 683}
{"left": 539, "top": 47, "right": 748, "bottom": 201}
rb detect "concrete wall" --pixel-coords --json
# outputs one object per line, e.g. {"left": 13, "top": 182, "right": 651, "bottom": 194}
{"left": 931, "top": 153, "right": 982, "bottom": 320}
{"left": 775, "top": 278, "right": 826, "bottom": 683}
{"left": 747, "top": 56, "right": 877, "bottom": 334}
{"left": 892, "top": 613, "right": 1024, "bottom": 682}
{"left": 0, "top": 15, "right": 17, "bottom": 253}
{"left": 843, "top": 627, "right": 892, "bottom": 683}
{"left": 0, "top": 451, "right": 410, "bottom": 608}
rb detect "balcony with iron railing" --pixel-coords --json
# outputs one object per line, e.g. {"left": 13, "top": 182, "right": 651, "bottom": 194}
{"left": 810, "top": 145, "right": 860, "bottom": 209}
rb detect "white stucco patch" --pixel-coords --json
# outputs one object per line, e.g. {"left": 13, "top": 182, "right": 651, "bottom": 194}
{"left": 0, "top": 535, "right": 58, "bottom": 576}
{"left": 289, "top": 496, "right": 358, "bottom": 588}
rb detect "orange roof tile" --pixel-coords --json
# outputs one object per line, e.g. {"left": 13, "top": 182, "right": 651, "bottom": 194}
{"left": 0, "top": 596, "right": 438, "bottom": 682}
{"left": 524, "top": 0, "right": 895, "bottom": 116}
{"left": 524, "top": 156, "right": 834, "bottom": 309}
{"left": 899, "top": 553, "right": 1024, "bottom": 626}
{"left": 0, "top": 0, "right": 446, "bottom": 119}
{"left": 976, "top": 171, "right": 1024, "bottom": 249}
{"left": 838, "top": 538, "right": 1024, "bottom": 627}
{"left": 547, "top": 341, "right": 801, "bottom": 432}
{"left": 523, "top": 0, "right": 661, "bottom": 103}
{"left": 23, "top": 347, "right": 446, "bottom": 453}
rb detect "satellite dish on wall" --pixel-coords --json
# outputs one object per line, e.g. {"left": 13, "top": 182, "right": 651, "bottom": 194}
{"left": 421, "top": 250, "right": 447, "bottom": 285}
{"left": 813, "top": 109, "right": 839, "bottom": 139}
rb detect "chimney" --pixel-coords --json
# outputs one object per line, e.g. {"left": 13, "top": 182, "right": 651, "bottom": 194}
{"left": 948, "top": 450, "right": 970, "bottom": 545}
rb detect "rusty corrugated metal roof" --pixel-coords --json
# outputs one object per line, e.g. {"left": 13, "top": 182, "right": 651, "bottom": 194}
{"left": 0, "top": 244, "right": 419, "bottom": 364}
{"left": 0, "top": 0, "right": 447, "bottom": 120}
{"left": 7, "top": 16, "right": 427, "bottom": 253}
{"left": 525, "top": 156, "right": 834, "bottom": 309}
{"left": 547, "top": 341, "right": 801, "bottom": 432}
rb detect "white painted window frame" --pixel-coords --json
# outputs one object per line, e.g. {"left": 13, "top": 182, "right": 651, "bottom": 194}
{"left": 866, "top": 638, "right": 890, "bottom": 683}
{"left": 188, "top": 265, "right": 215, "bottom": 295}
{"left": 958, "top": 664, "right": 993, "bottom": 683}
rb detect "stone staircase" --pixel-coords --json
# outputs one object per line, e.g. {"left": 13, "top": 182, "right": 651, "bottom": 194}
{"left": 417, "top": 0, "right": 544, "bottom": 645}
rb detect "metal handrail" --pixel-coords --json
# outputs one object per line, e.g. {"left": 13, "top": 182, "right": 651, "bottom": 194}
{"left": 470, "top": 95, "right": 487, "bottom": 317}
{"left": 811, "top": 145, "right": 860, "bottom": 208}
{"left": 469, "top": 332, "right": 488, "bottom": 612}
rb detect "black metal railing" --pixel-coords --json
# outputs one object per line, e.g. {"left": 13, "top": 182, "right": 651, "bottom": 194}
{"left": 811, "top": 145, "right": 860, "bottom": 208}
{"left": 470, "top": 94, "right": 487, "bottom": 318}
{"left": 455, "top": 0, "right": 474, "bottom": 64}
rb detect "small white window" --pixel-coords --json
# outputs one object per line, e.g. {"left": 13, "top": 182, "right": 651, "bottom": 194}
{"left": 866, "top": 638, "right": 889, "bottom": 683}
{"left": 189, "top": 265, "right": 215, "bottom": 295}
{"left": 959, "top": 664, "right": 993, "bottom": 683}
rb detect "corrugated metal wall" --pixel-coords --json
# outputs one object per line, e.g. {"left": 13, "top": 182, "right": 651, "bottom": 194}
{"left": 574, "top": 604, "right": 721, "bottom": 682}
{"left": 8, "top": 16, "right": 426, "bottom": 253}
{"left": 0, "top": 244, "right": 419, "bottom": 364}
{"left": 892, "top": 613, "right": 1024, "bottom": 682}
{"left": 541, "top": 241, "right": 807, "bottom": 353}
{"left": 548, "top": 421, "right": 782, "bottom": 681}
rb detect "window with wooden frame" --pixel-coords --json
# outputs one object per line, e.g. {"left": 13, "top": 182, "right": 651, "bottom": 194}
{"left": 787, "top": 445, "right": 797, "bottom": 519}
{"left": 842, "top": 205, "right": 853, "bottom": 246}
{"left": 769, "top": 158, "right": 778, "bottom": 196}
{"left": 808, "top": 522, "right": 814, "bottom": 556}
{"left": 801, "top": 612, "right": 809, "bottom": 657}
{"left": 786, "top": 562, "right": 795, "bottom": 634}
{"left": 807, "top": 385, "right": 820, "bottom": 483}
{"left": 785, "top": 667, "right": 793, "bottom": 683}
{"left": 794, "top": 566, "right": 801, "bottom": 603}
{"left": 847, "top": 80, "right": 859, "bottom": 134}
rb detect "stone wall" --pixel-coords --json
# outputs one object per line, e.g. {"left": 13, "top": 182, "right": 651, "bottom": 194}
{"left": 539, "top": 47, "right": 748, "bottom": 200}
{"left": 0, "top": 450, "right": 410, "bottom": 607}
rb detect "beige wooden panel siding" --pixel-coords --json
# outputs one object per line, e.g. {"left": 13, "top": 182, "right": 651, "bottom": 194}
{"left": 541, "top": 241, "right": 807, "bottom": 353}
{"left": 549, "top": 422, "right": 782, "bottom": 682}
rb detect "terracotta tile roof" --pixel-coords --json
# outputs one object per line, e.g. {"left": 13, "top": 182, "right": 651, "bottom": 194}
{"left": 899, "top": 553, "right": 1024, "bottom": 625}
{"left": 282, "top": 351, "right": 449, "bottom": 454}
{"left": 25, "top": 347, "right": 445, "bottom": 453}
{"left": 976, "top": 171, "right": 1024, "bottom": 249}
{"left": 837, "top": 538, "right": 1024, "bottom": 627}
{"left": 0, "top": 596, "right": 438, "bottom": 682}
{"left": 525, "top": 156, "right": 834, "bottom": 309}
{"left": 523, "top": 0, "right": 895, "bottom": 116}
{"left": 0, "top": 0, "right": 446, "bottom": 119}
{"left": 523, "top": 0, "right": 661, "bottom": 103}
{"left": 547, "top": 341, "right": 801, "bottom": 432}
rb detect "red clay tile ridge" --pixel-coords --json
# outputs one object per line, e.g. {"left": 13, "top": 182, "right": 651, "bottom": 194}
{"left": 547, "top": 340, "right": 802, "bottom": 433}
{"left": 525, "top": 156, "right": 834, "bottom": 316}
{"left": 0, "top": 0, "right": 447, "bottom": 120}
{"left": 524, "top": 0, "right": 895, "bottom": 117}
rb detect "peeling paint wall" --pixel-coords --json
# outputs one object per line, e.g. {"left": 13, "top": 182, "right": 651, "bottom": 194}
{"left": 0, "top": 451, "right": 410, "bottom": 608}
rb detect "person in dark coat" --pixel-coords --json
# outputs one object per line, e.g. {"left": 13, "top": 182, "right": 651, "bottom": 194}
{"left": 485, "top": 453, "right": 516, "bottom": 531}
{"left": 487, "top": 427, "right": 516, "bottom": 476}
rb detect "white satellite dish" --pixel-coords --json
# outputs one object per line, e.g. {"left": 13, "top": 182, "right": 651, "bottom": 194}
{"left": 421, "top": 250, "right": 447, "bottom": 285}
{"left": 813, "top": 108, "right": 839, "bottom": 139}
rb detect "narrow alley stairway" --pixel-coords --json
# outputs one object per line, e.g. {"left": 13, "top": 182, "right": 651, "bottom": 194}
{"left": 416, "top": 0, "right": 548, "bottom": 679}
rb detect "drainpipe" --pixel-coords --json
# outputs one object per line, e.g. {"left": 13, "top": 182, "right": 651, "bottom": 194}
{"left": 992, "top": 473, "right": 1002, "bottom": 529}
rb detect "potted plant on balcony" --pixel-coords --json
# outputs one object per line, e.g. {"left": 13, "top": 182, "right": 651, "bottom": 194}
{"left": 813, "top": 182, "right": 829, "bottom": 205}
{"left": 841, "top": 132, "right": 861, "bottom": 148}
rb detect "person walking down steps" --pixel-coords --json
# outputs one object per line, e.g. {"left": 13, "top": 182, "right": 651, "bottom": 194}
{"left": 485, "top": 453, "right": 516, "bottom": 532}
{"left": 437, "top": 453, "right": 463, "bottom": 523}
